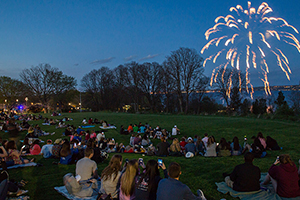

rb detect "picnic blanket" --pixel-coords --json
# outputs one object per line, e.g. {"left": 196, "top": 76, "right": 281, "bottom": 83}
{"left": 81, "top": 125, "right": 95, "bottom": 128}
{"left": 99, "top": 126, "right": 116, "bottom": 129}
{"left": 54, "top": 181, "right": 101, "bottom": 200}
{"left": 0, "top": 163, "right": 37, "bottom": 170}
{"left": 216, "top": 172, "right": 300, "bottom": 200}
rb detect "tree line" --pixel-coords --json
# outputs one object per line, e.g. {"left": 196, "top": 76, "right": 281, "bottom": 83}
{"left": 0, "top": 47, "right": 300, "bottom": 118}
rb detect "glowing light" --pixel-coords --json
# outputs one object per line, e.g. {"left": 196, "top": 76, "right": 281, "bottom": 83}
{"left": 201, "top": 1, "right": 300, "bottom": 96}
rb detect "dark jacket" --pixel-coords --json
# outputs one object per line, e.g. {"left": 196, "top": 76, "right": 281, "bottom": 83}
{"left": 230, "top": 162, "right": 261, "bottom": 192}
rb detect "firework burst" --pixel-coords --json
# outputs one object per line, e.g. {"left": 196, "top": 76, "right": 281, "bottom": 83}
{"left": 202, "top": 1, "right": 300, "bottom": 97}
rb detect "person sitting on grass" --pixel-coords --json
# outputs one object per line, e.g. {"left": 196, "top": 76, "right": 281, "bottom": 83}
{"left": 195, "top": 137, "right": 204, "bottom": 156}
{"left": 243, "top": 136, "right": 267, "bottom": 158}
{"left": 156, "top": 137, "right": 169, "bottom": 157}
{"left": 224, "top": 152, "right": 261, "bottom": 192}
{"left": 6, "top": 141, "right": 35, "bottom": 165}
{"left": 262, "top": 154, "right": 300, "bottom": 198}
{"left": 169, "top": 138, "right": 182, "bottom": 157}
{"left": 119, "top": 159, "right": 138, "bottom": 200}
{"left": 76, "top": 148, "right": 98, "bottom": 184}
{"left": 184, "top": 137, "right": 197, "bottom": 157}
{"left": 156, "top": 162, "right": 206, "bottom": 200}
{"left": 204, "top": 136, "right": 217, "bottom": 157}
{"left": 29, "top": 139, "right": 41, "bottom": 155}
{"left": 217, "top": 138, "right": 231, "bottom": 157}
{"left": 99, "top": 154, "right": 123, "bottom": 199}
{"left": 135, "top": 159, "right": 168, "bottom": 200}
{"left": 40, "top": 139, "right": 53, "bottom": 158}
{"left": 230, "top": 136, "right": 242, "bottom": 156}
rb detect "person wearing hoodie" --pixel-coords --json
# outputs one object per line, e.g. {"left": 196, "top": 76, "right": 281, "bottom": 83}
{"left": 263, "top": 154, "right": 300, "bottom": 198}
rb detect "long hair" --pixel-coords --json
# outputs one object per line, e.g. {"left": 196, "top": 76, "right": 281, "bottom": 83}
{"left": 120, "top": 159, "right": 138, "bottom": 196}
{"left": 279, "top": 154, "right": 294, "bottom": 166}
{"left": 233, "top": 136, "right": 240, "bottom": 151}
{"left": 219, "top": 138, "right": 230, "bottom": 150}
{"left": 207, "top": 136, "right": 215, "bottom": 147}
{"left": 60, "top": 141, "right": 71, "bottom": 157}
{"left": 137, "top": 160, "right": 160, "bottom": 192}
{"left": 6, "top": 140, "right": 16, "bottom": 150}
{"left": 101, "top": 154, "right": 123, "bottom": 181}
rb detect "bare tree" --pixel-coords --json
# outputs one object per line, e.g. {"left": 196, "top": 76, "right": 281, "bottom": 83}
{"left": 161, "top": 63, "right": 176, "bottom": 113}
{"left": 164, "top": 47, "right": 205, "bottom": 114}
{"left": 20, "top": 64, "right": 77, "bottom": 111}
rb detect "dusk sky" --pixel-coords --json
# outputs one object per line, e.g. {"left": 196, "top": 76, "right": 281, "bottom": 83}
{"left": 0, "top": 0, "right": 300, "bottom": 88}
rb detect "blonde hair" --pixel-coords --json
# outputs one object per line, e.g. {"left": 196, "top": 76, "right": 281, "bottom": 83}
{"left": 279, "top": 154, "right": 294, "bottom": 166}
{"left": 101, "top": 154, "right": 122, "bottom": 181}
{"left": 120, "top": 159, "right": 138, "bottom": 196}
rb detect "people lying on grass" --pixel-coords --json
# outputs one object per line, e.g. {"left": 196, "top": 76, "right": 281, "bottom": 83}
{"left": 40, "top": 139, "right": 53, "bottom": 158}
{"left": 120, "top": 159, "right": 138, "bottom": 200}
{"left": 29, "top": 139, "right": 41, "bottom": 155}
{"left": 76, "top": 148, "right": 99, "bottom": 183}
{"left": 156, "top": 137, "right": 170, "bottom": 157}
{"left": 141, "top": 134, "right": 151, "bottom": 146}
{"left": 217, "top": 138, "right": 231, "bottom": 157}
{"left": 179, "top": 137, "right": 187, "bottom": 152}
{"left": 257, "top": 132, "right": 267, "bottom": 150}
{"left": 59, "top": 140, "right": 78, "bottom": 165}
{"left": 184, "top": 137, "right": 197, "bottom": 157}
{"left": 243, "top": 136, "right": 267, "bottom": 158}
{"left": 224, "top": 152, "right": 260, "bottom": 192}
{"left": 262, "top": 154, "right": 300, "bottom": 198}
{"left": 99, "top": 154, "right": 123, "bottom": 199}
{"left": 135, "top": 159, "right": 168, "bottom": 200}
{"left": 230, "top": 136, "right": 242, "bottom": 156}
{"left": 204, "top": 136, "right": 217, "bottom": 157}
{"left": 266, "top": 136, "right": 281, "bottom": 150}
{"left": 6, "top": 141, "right": 35, "bottom": 165}
{"left": 20, "top": 120, "right": 30, "bottom": 130}
{"left": 169, "top": 138, "right": 182, "bottom": 157}
{"left": 156, "top": 162, "right": 206, "bottom": 200}
{"left": 56, "top": 120, "right": 67, "bottom": 129}
{"left": 202, "top": 133, "right": 209, "bottom": 146}
{"left": 195, "top": 136, "right": 204, "bottom": 156}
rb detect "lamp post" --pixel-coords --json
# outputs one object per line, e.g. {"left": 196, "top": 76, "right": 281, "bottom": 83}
{"left": 4, "top": 99, "right": 7, "bottom": 111}
{"left": 25, "top": 97, "right": 28, "bottom": 107}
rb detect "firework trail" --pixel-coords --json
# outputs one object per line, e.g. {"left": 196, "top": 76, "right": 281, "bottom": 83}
{"left": 202, "top": 1, "right": 300, "bottom": 97}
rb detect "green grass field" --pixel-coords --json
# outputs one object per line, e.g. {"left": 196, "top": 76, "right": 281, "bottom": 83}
{"left": 2, "top": 112, "right": 300, "bottom": 200}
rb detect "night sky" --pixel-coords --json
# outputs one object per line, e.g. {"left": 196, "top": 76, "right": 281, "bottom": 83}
{"left": 0, "top": 0, "right": 299, "bottom": 87}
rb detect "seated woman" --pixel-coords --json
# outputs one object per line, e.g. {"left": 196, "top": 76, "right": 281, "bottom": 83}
{"left": 217, "top": 138, "right": 231, "bottom": 157}
{"left": 99, "top": 155, "right": 123, "bottom": 199}
{"left": 257, "top": 132, "right": 267, "bottom": 150}
{"left": 263, "top": 154, "right": 300, "bottom": 198}
{"left": 243, "top": 137, "right": 267, "bottom": 158}
{"left": 6, "top": 141, "right": 34, "bottom": 165}
{"left": 169, "top": 138, "right": 182, "bottom": 156}
{"left": 135, "top": 159, "right": 168, "bottom": 200}
{"left": 230, "top": 136, "right": 242, "bottom": 156}
{"left": 59, "top": 141, "right": 78, "bottom": 165}
{"left": 20, "top": 138, "right": 30, "bottom": 155}
{"left": 141, "top": 134, "right": 150, "bottom": 146}
{"left": 30, "top": 139, "right": 41, "bottom": 155}
{"left": 266, "top": 136, "right": 280, "bottom": 150}
{"left": 204, "top": 136, "right": 217, "bottom": 157}
{"left": 195, "top": 137, "right": 204, "bottom": 156}
{"left": 120, "top": 159, "right": 138, "bottom": 200}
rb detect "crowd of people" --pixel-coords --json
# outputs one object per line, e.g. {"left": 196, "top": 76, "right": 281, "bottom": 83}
{"left": 1, "top": 111, "right": 300, "bottom": 199}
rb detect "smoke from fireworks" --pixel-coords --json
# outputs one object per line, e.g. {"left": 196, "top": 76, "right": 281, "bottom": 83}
{"left": 201, "top": 1, "right": 299, "bottom": 98}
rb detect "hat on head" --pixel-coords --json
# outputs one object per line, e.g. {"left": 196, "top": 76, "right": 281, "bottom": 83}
{"left": 187, "top": 137, "right": 193, "bottom": 141}
{"left": 174, "top": 125, "right": 177, "bottom": 128}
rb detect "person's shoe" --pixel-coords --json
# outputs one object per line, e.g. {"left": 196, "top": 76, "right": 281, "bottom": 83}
{"left": 197, "top": 189, "right": 207, "bottom": 200}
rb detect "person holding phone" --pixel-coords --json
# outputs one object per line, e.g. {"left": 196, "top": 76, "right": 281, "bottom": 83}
{"left": 263, "top": 154, "right": 300, "bottom": 198}
{"left": 135, "top": 159, "right": 168, "bottom": 200}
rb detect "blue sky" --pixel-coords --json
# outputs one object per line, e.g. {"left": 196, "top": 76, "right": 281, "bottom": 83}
{"left": 0, "top": 0, "right": 300, "bottom": 87}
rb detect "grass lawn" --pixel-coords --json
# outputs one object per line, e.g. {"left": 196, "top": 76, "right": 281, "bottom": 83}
{"left": 2, "top": 112, "right": 300, "bottom": 200}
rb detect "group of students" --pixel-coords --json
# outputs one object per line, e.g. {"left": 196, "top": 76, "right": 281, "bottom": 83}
{"left": 64, "top": 150, "right": 207, "bottom": 200}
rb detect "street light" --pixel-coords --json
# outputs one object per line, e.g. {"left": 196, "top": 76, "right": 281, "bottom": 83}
{"left": 25, "top": 97, "right": 28, "bottom": 107}
{"left": 4, "top": 99, "right": 7, "bottom": 111}
{"left": 16, "top": 99, "right": 18, "bottom": 102}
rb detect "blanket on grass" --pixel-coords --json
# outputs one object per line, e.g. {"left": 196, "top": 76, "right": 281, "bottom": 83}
{"left": 216, "top": 172, "right": 300, "bottom": 200}
{"left": 99, "top": 126, "right": 116, "bottom": 129}
{"left": 0, "top": 163, "right": 37, "bottom": 170}
{"left": 81, "top": 125, "right": 95, "bottom": 128}
{"left": 54, "top": 181, "right": 101, "bottom": 200}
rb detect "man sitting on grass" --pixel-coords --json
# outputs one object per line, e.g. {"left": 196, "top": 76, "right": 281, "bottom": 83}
{"left": 157, "top": 162, "right": 206, "bottom": 200}
{"left": 40, "top": 139, "right": 53, "bottom": 158}
{"left": 224, "top": 152, "right": 261, "bottom": 192}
